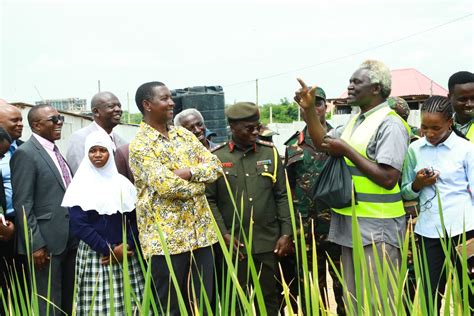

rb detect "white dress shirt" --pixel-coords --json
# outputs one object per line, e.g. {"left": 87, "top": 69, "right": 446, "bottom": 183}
{"left": 402, "top": 132, "right": 474, "bottom": 238}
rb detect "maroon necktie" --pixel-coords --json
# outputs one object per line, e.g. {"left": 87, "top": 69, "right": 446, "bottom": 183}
{"left": 54, "top": 145, "right": 71, "bottom": 187}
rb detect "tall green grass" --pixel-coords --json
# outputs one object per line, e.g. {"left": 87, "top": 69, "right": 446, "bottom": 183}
{"left": 2, "top": 179, "right": 473, "bottom": 315}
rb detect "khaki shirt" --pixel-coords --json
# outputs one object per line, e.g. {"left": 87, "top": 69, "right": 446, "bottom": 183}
{"left": 206, "top": 139, "right": 292, "bottom": 254}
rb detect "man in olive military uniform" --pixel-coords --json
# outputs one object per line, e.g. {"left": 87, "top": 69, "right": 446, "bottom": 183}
{"left": 285, "top": 87, "right": 344, "bottom": 315}
{"left": 206, "top": 102, "right": 292, "bottom": 315}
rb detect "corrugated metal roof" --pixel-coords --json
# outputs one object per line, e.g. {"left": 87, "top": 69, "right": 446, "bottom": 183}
{"left": 339, "top": 68, "right": 448, "bottom": 98}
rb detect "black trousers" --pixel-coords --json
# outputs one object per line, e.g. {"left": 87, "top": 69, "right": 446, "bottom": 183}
{"left": 150, "top": 246, "right": 214, "bottom": 316}
{"left": 33, "top": 237, "right": 77, "bottom": 316}
{"left": 210, "top": 243, "right": 224, "bottom": 313}
{"left": 236, "top": 252, "right": 279, "bottom": 316}
{"left": 419, "top": 230, "right": 474, "bottom": 313}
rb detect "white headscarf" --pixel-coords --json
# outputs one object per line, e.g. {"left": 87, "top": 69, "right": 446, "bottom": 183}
{"left": 61, "top": 131, "right": 136, "bottom": 215}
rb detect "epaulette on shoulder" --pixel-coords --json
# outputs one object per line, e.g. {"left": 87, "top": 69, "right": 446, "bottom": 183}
{"left": 256, "top": 139, "right": 274, "bottom": 147}
{"left": 283, "top": 131, "right": 300, "bottom": 145}
{"left": 211, "top": 142, "right": 227, "bottom": 153}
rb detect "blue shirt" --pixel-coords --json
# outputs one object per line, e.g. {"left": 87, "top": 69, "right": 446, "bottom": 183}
{"left": 0, "top": 141, "right": 19, "bottom": 215}
{"left": 69, "top": 206, "right": 140, "bottom": 256}
{"left": 401, "top": 132, "right": 474, "bottom": 238}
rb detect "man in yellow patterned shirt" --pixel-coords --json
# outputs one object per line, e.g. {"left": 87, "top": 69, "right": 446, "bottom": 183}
{"left": 129, "top": 81, "right": 222, "bottom": 315}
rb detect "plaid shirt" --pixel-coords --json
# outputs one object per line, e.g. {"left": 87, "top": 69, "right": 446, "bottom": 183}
{"left": 130, "top": 123, "right": 222, "bottom": 256}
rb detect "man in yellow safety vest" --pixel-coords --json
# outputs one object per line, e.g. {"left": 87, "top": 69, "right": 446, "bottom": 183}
{"left": 295, "top": 60, "right": 410, "bottom": 313}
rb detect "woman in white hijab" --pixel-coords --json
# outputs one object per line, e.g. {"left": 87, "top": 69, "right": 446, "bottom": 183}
{"left": 62, "top": 131, "right": 144, "bottom": 315}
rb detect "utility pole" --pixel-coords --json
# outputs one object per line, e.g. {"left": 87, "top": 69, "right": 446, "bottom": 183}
{"left": 270, "top": 105, "right": 273, "bottom": 124}
{"left": 255, "top": 79, "right": 259, "bottom": 106}
{"left": 98, "top": 80, "right": 101, "bottom": 93}
{"left": 127, "top": 92, "right": 131, "bottom": 124}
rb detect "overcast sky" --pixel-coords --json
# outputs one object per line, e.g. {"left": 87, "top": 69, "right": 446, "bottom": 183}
{"left": 1, "top": 0, "right": 472, "bottom": 112}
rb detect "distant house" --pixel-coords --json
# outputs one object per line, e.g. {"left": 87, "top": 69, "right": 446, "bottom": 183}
{"left": 328, "top": 68, "right": 448, "bottom": 114}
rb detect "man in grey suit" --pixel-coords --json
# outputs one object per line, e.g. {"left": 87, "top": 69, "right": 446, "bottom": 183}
{"left": 11, "top": 104, "right": 76, "bottom": 315}
{"left": 66, "top": 91, "right": 126, "bottom": 173}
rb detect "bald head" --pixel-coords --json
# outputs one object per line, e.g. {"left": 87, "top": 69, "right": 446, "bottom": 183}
{"left": 0, "top": 101, "right": 23, "bottom": 140}
{"left": 0, "top": 98, "right": 10, "bottom": 107}
{"left": 90, "top": 91, "right": 122, "bottom": 133}
{"left": 91, "top": 92, "right": 117, "bottom": 109}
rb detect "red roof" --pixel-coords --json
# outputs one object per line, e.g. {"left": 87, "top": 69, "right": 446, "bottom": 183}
{"left": 339, "top": 68, "right": 448, "bottom": 98}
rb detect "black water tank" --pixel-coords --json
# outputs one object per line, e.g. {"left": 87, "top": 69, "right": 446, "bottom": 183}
{"left": 171, "top": 88, "right": 187, "bottom": 116}
{"left": 172, "top": 86, "right": 228, "bottom": 143}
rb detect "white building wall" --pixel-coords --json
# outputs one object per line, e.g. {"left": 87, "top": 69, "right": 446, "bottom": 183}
{"left": 267, "top": 115, "right": 353, "bottom": 155}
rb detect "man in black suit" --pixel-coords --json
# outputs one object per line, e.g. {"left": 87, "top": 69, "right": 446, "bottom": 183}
{"left": 0, "top": 101, "right": 26, "bottom": 310}
{"left": 11, "top": 104, "right": 76, "bottom": 315}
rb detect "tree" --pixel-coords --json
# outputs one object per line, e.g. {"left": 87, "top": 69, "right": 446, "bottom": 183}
{"left": 259, "top": 100, "right": 299, "bottom": 124}
{"left": 121, "top": 111, "right": 143, "bottom": 124}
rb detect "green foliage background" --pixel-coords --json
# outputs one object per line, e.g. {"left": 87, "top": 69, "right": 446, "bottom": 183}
{"left": 121, "top": 111, "right": 143, "bottom": 125}
{"left": 259, "top": 98, "right": 299, "bottom": 124}
{"left": 120, "top": 97, "right": 334, "bottom": 126}
{"left": 119, "top": 98, "right": 302, "bottom": 126}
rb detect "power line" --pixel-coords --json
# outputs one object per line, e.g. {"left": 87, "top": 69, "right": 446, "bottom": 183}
{"left": 223, "top": 13, "right": 472, "bottom": 88}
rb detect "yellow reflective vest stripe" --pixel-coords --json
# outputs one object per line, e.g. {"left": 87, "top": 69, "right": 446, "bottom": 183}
{"left": 332, "top": 106, "right": 409, "bottom": 218}
{"left": 466, "top": 123, "right": 474, "bottom": 142}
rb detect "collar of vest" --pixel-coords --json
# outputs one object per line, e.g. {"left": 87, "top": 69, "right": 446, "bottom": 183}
{"left": 466, "top": 122, "right": 474, "bottom": 141}
{"left": 341, "top": 106, "right": 394, "bottom": 159}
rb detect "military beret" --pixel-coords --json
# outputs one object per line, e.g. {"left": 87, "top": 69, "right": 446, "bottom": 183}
{"left": 387, "top": 96, "right": 410, "bottom": 119}
{"left": 225, "top": 102, "right": 260, "bottom": 122}
{"left": 387, "top": 96, "right": 408, "bottom": 110}
{"left": 314, "top": 87, "right": 326, "bottom": 101}
{"left": 387, "top": 96, "right": 410, "bottom": 114}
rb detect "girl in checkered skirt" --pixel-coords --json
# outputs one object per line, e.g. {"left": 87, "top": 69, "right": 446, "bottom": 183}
{"left": 62, "top": 131, "right": 144, "bottom": 315}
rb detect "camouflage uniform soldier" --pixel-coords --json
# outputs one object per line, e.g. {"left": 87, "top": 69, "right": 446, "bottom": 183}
{"left": 285, "top": 87, "right": 345, "bottom": 315}
{"left": 387, "top": 96, "right": 420, "bottom": 141}
{"left": 258, "top": 124, "right": 279, "bottom": 142}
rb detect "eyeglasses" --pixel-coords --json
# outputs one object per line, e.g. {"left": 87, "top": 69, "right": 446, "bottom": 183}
{"left": 43, "top": 115, "right": 65, "bottom": 124}
{"left": 243, "top": 123, "right": 262, "bottom": 133}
